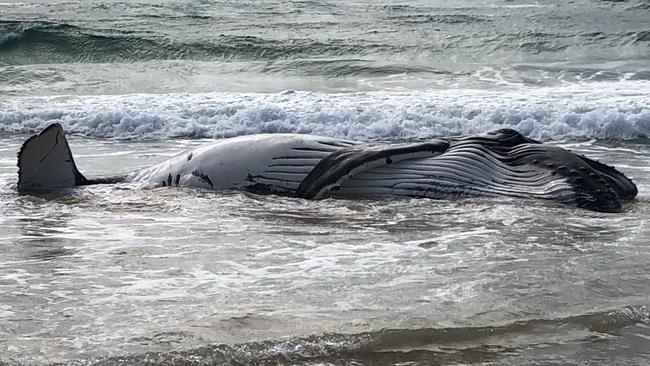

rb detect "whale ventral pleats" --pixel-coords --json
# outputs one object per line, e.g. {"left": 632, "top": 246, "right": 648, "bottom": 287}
{"left": 294, "top": 129, "right": 637, "bottom": 212}
{"left": 296, "top": 140, "right": 450, "bottom": 199}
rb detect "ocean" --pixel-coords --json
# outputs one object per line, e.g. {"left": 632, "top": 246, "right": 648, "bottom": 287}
{"left": 1, "top": 0, "right": 649, "bottom": 365}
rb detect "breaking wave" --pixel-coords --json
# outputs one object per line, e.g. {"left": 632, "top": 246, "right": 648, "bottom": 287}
{"left": 54, "top": 305, "right": 650, "bottom": 366}
{"left": 1, "top": 19, "right": 648, "bottom": 77}
{"left": 1, "top": 82, "right": 648, "bottom": 141}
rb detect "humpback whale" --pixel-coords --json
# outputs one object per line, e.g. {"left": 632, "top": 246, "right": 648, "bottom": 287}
{"left": 17, "top": 123, "right": 637, "bottom": 212}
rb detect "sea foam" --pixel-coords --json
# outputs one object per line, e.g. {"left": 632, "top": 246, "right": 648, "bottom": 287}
{"left": 1, "top": 81, "right": 648, "bottom": 141}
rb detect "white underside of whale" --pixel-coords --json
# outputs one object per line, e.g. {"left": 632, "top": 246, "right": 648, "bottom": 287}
{"left": 126, "top": 134, "right": 357, "bottom": 193}
{"left": 125, "top": 133, "right": 573, "bottom": 203}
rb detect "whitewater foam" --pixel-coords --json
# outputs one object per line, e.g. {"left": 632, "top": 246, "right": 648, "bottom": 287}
{"left": 1, "top": 81, "right": 648, "bottom": 141}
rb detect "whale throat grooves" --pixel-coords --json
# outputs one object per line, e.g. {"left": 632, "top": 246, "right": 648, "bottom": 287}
{"left": 295, "top": 130, "right": 637, "bottom": 213}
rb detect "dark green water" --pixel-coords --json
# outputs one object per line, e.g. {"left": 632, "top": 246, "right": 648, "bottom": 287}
{"left": 1, "top": 0, "right": 649, "bottom": 95}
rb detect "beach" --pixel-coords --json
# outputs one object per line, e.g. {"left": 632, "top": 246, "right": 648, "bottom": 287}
{"left": 1, "top": 1, "right": 649, "bottom": 364}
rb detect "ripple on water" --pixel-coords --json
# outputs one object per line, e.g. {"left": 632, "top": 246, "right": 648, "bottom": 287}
{"left": 0, "top": 138, "right": 648, "bottom": 364}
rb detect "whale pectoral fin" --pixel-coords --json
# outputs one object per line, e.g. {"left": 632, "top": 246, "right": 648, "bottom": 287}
{"left": 17, "top": 123, "right": 88, "bottom": 194}
{"left": 295, "top": 139, "right": 450, "bottom": 199}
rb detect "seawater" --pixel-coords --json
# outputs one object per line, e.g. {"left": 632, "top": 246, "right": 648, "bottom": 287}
{"left": 1, "top": 0, "right": 649, "bottom": 365}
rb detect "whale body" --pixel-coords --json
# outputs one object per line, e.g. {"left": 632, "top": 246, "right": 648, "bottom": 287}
{"left": 17, "top": 123, "right": 637, "bottom": 212}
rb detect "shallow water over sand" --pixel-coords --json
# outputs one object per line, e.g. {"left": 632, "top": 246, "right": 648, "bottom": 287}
{"left": 0, "top": 137, "right": 649, "bottom": 365}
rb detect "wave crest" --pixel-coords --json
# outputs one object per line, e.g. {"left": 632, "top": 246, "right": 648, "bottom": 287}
{"left": 1, "top": 19, "right": 649, "bottom": 76}
{"left": 81, "top": 305, "right": 650, "bottom": 366}
{"left": 1, "top": 85, "right": 648, "bottom": 141}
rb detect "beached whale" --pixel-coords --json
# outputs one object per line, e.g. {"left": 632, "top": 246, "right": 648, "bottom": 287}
{"left": 17, "top": 123, "right": 637, "bottom": 212}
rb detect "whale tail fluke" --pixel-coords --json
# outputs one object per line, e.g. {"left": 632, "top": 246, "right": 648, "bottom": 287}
{"left": 17, "top": 123, "right": 88, "bottom": 194}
